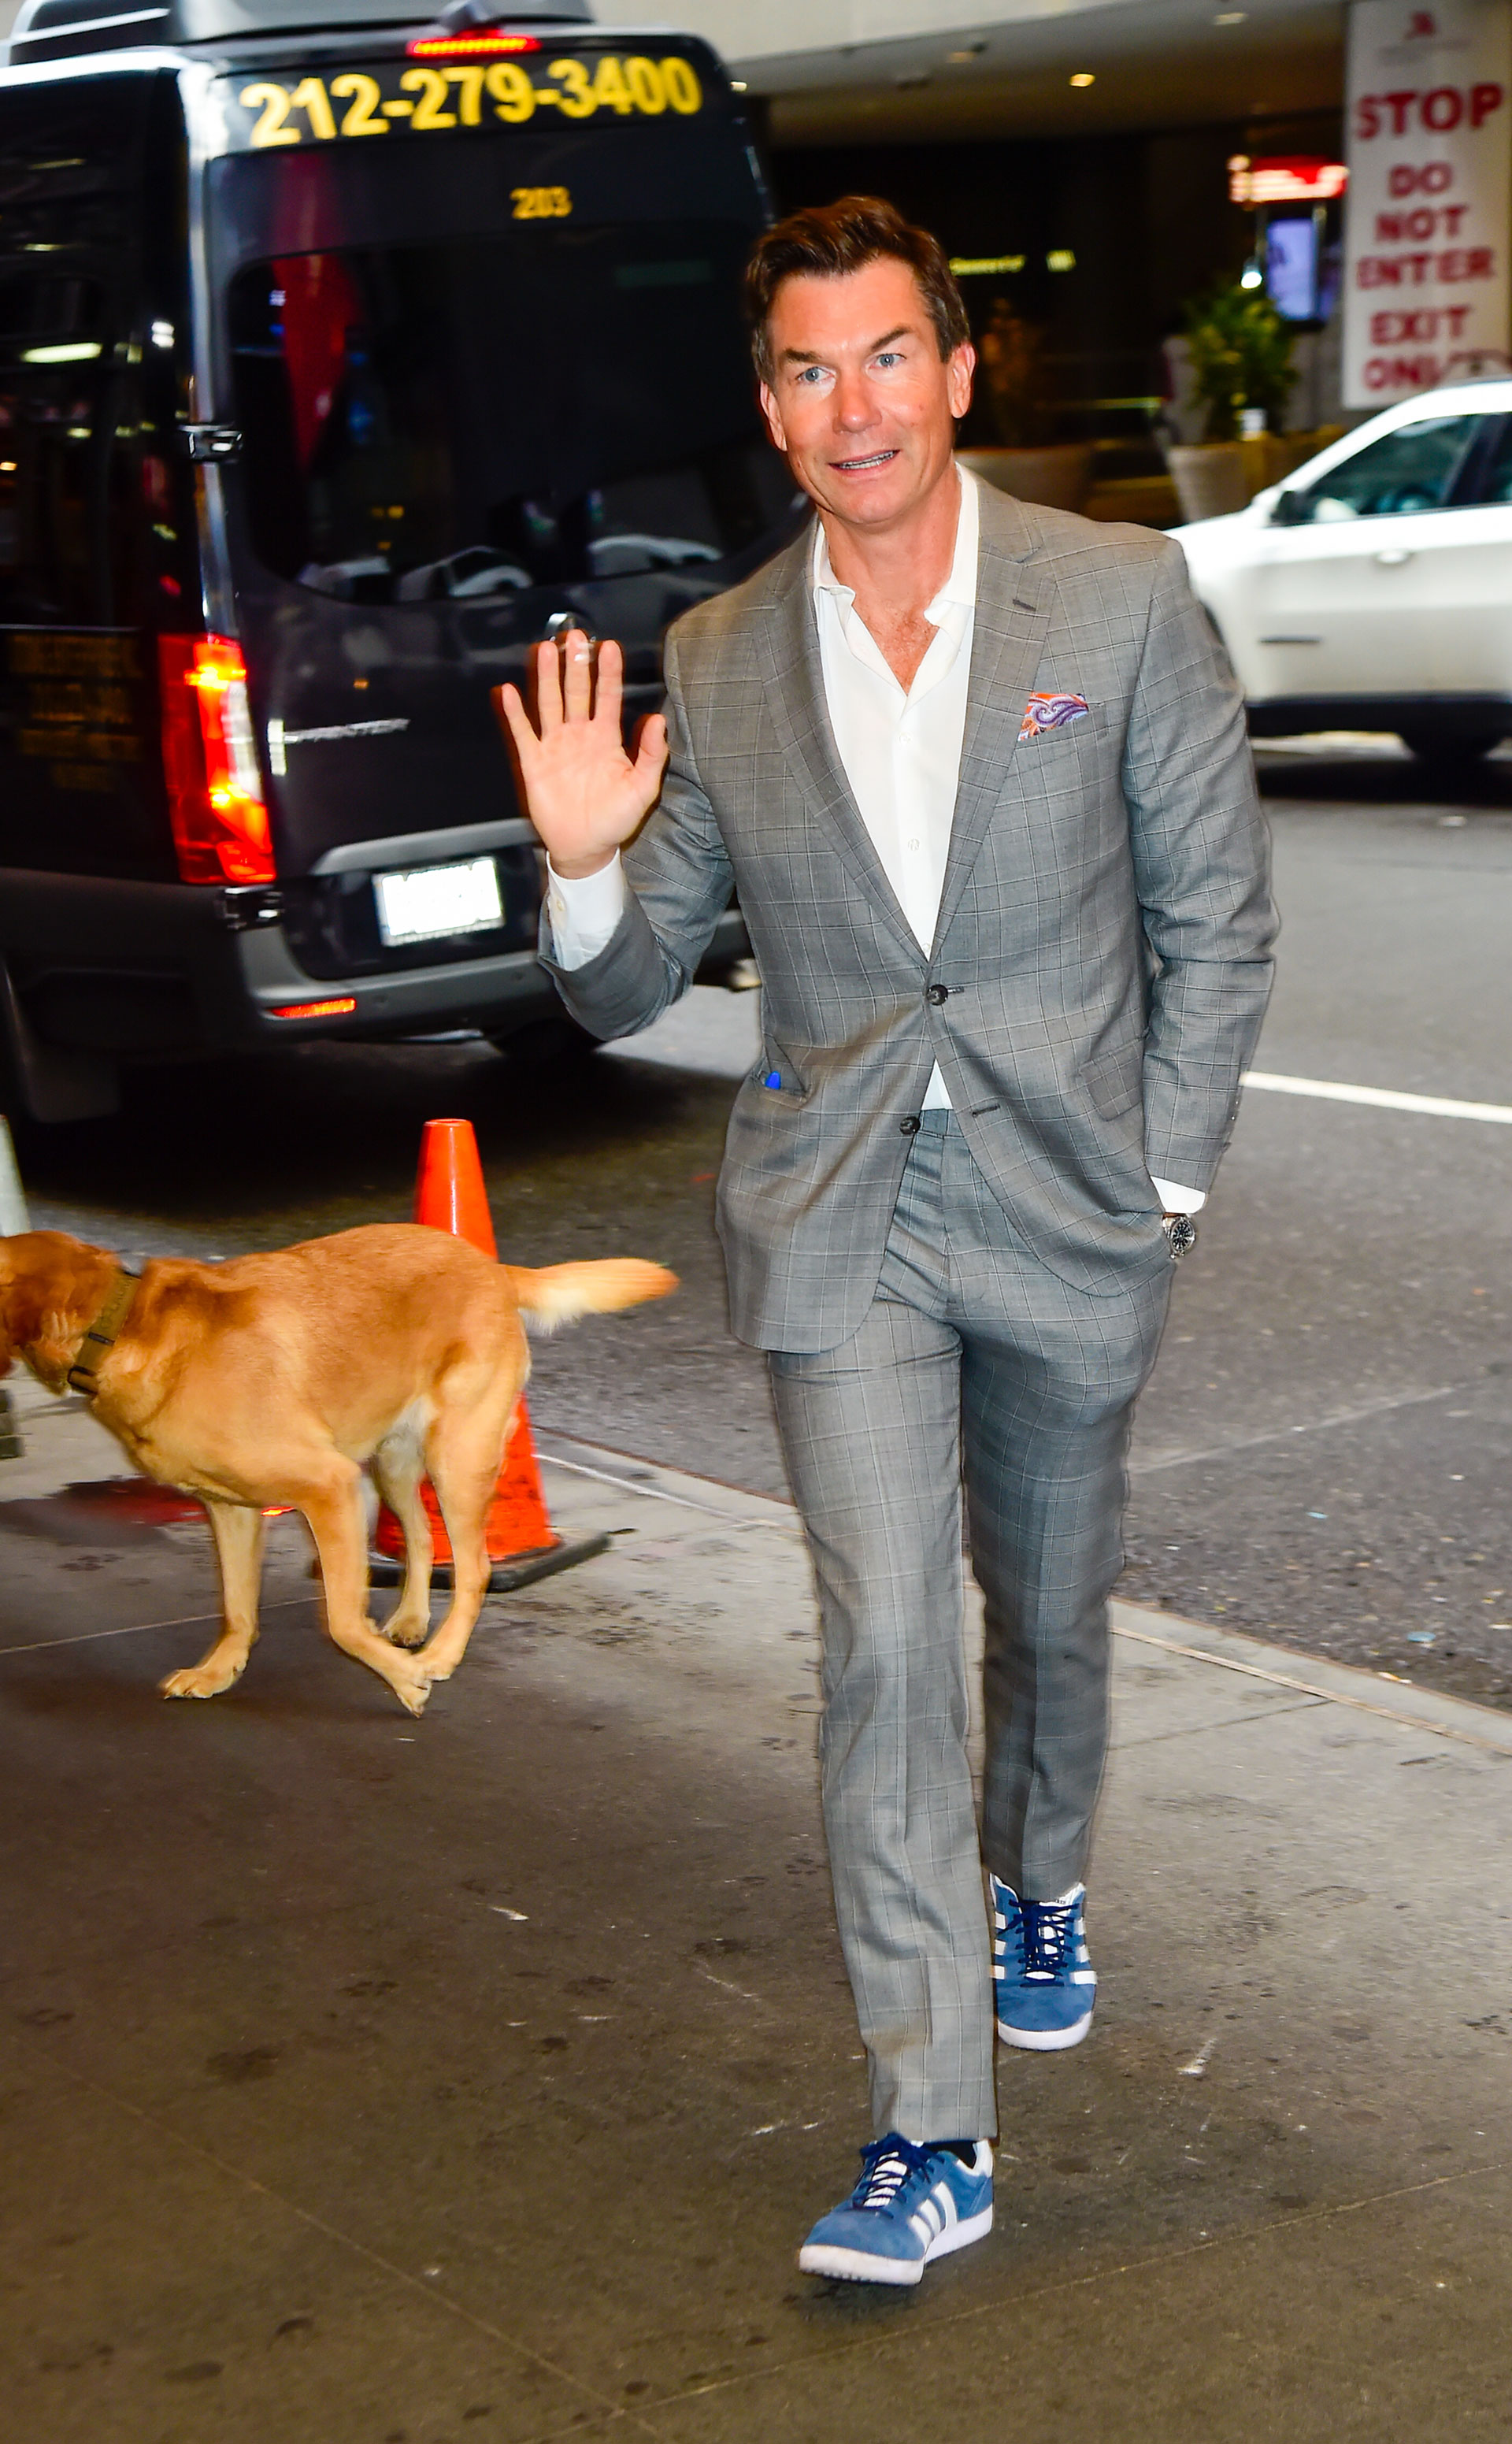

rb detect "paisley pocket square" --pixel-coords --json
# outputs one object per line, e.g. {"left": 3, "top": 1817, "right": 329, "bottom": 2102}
{"left": 1018, "top": 691, "right": 1091, "bottom": 742}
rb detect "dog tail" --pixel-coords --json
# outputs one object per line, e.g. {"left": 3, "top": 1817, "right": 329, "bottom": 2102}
{"left": 503, "top": 1259, "right": 677, "bottom": 1333}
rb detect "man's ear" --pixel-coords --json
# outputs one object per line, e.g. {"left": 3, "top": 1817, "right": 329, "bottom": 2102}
{"left": 947, "top": 342, "right": 976, "bottom": 421}
{"left": 758, "top": 380, "right": 787, "bottom": 455}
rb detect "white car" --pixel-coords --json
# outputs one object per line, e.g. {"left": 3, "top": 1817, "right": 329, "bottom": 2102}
{"left": 1171, "top": 378, "right": 1512, "bottom": 768}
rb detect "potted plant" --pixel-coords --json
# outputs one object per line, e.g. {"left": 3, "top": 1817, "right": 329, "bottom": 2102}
{"left": 1167, "top": 279, "right": 1299, "bottom": 522}
{"left": 958, "top": 300, "right": 1093, "bottom": 513}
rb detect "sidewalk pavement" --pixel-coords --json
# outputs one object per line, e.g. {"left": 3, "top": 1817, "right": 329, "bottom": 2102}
{"left": 2, "top": 1374, "right": 1508, "bottom": 2442}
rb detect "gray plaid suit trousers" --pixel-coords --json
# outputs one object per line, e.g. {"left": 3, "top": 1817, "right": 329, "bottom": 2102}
{"left": 770, "top": 1109, "right": 1172, "bottom": 2144}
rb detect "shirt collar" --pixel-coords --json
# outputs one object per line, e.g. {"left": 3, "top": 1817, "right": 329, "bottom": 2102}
{"left": 810, "top": 462, "right": 979, "bottom": 619}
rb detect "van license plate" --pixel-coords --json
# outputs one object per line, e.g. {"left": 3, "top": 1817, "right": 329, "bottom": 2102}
{"left": 373, "top": 855, "right": 503, "bottom": 947}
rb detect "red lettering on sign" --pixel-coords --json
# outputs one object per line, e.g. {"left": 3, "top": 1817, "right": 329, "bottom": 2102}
{"left": 1364, "top": 354, "right": 1443, "bottom": 389}
{"left": 1368, "top": 304, "right": 1473, "bottom": 343}
{"left": 1374, "top": 204, "right": 1473, "bottom": 241}
{"left": 1388, "top": 160, "right": 1456, "bottom": 195}
{"left": 1355, "top": 87, "right": 1505, "bottom": 139}
{"left": 1357, "top": 245, "right": 1495, "bottom": 287}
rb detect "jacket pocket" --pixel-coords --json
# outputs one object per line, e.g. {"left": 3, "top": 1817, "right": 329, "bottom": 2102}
{"left": 748, "top": 1042, "right": 811, "bottom": 1103}
{"left": 1078, "top": 1043, "right": 1143, "bottom": 1124}
{"left": 1017, "top": 703, "right": 1111, "bottom": 750}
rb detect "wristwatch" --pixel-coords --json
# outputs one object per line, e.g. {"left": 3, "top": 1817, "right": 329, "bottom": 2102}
{"left": 1162, "top": 1212, "right": 1199, "bottom": 1260}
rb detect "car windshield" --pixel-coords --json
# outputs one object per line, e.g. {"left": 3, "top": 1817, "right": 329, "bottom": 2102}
{"left": 1288, "top": 414, "right": 1480, "bottom": 522}
{"left": 229, "top": 221, "right": 795, "bottom": 602}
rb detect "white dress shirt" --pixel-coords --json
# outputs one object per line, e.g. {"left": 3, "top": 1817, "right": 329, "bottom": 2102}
{"left": 812, "top": 462, "right": 977, "bottom": 1109}
{"left": 544, "top": 468, "right": 1203, "bottom": 1211}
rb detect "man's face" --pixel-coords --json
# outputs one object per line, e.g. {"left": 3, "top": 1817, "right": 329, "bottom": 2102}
{"left": 758, "top": 255, "right": 974, "bottom": 534}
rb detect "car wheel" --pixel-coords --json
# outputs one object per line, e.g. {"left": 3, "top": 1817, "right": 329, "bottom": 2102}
{"left": 1397, "top": 725, "right": 1503, "bottom": 769}
{"left": 485, "top": 1014, "right": 599, "bottom": 1073}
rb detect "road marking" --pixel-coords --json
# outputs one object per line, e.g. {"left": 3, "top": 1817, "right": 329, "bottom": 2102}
{"left": 536, "top": 1445, "right": 791, "bottom": 1529}
{"left": 1244, "top": 1070, "right": 1512, "bottom": 1124}
{"left": 1131, "top": 1381, "right": 1464, "bottom": 1478}
{"left": 0, "top": 1593, "right": 315, "bottom": 1661}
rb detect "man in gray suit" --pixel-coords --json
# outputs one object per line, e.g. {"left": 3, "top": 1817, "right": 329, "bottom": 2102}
{"left": 498, "top": 198, "right": 1274, "bottom": 2286}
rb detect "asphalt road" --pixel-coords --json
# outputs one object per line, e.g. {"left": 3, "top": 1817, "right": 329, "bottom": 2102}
{"left": 10, "top": 742, "right": 1512, "bottom": 1709}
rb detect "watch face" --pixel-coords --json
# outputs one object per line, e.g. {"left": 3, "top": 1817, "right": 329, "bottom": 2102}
{"left": 1163, "top": 1212, "right": 1199, "bottom": 1259}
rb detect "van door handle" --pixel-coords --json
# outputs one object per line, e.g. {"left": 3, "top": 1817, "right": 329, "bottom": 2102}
{"left": 1374, "top": 547, "right": 1414, "bottom": 566}
{"left": 180, "top": 424, "right": 243, "bottom": 462}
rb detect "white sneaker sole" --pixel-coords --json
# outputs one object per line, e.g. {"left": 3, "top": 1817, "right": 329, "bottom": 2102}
{"left": 799, "top": 2203, "right": 993, "bottom": 2286}
{"left": 996, "top": 2008, "right": 1093, "bottom": 2051}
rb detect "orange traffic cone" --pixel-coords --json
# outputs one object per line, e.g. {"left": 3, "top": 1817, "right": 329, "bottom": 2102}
{"left": 369, "top": 1117, "right": 608, "bottom": 1593}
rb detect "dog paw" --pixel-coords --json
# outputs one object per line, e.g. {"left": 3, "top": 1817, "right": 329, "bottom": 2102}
{"left": 380, "top": 1616, "right": 431, "bottom": 1651}
{"left": 391, "top": 1668, "right": 432, "bottom": 1719}
{"left": 160, "top": 1663, "right": 238, "bottom": 1700}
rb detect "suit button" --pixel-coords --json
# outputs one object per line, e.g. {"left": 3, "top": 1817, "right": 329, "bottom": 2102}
{"left": 899, "top": 1115, "right": 921, "bottom": 1135}
{"left": 925, "top": 984, "right": 949, "bottom": 1006}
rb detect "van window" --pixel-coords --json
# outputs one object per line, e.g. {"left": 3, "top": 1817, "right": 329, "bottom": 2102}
{"left": 0, "top": 80, "right": 145, "bottom": 625}
{"left": 229, "top": 221, "right": 792, "bottom": 602}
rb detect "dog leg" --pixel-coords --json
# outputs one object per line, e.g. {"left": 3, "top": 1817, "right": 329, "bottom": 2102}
{"left": 370, "top": 1435, "right": 433, "bottom": 1649}
{"left": 408, "top": 1397, "right": 510, "bottom": 1684}
{"left": 300, "top": 1461, "right": 435, "bottom": 1716}
{"left": 160, "top": 1502, "right": 265, "bottom": 1700}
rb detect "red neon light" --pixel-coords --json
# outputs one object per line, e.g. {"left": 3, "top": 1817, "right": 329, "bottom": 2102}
{"left": 406, "top": 32, "right": 540, "bottom": 56}
{"left": 271, "top": 997, "right": 358, "bottom": 1021}
{"left": 1228, "top": 155, "right": 1349, "bottom": 206}
{"left": 158, "top": 635, "right": 276, "bottom": 886}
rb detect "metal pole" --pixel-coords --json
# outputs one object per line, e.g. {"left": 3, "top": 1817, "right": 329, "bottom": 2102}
{"left": 0, "top": 1116, "right": 27, "bottom": 1456}
{"left": 0, "top": 1114, "right": 28, "bottom": 1236}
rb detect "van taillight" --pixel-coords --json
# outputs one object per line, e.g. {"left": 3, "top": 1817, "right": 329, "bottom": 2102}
{"left": 158, "top": 635, "right": 275, "bottom": 885}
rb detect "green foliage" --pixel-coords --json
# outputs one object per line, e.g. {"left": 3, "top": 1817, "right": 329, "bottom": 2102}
{"left": 1183, "top": 280, "right": 1299, "bottom": 442}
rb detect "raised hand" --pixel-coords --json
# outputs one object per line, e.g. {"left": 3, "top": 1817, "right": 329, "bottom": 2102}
{"left": 493, "top": 631, "right": 668, "bottom": 878}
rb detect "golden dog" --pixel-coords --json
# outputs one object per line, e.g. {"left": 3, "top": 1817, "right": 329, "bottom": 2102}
{"left": 0, "top": 1226, "right": 675, "bottom": 1714}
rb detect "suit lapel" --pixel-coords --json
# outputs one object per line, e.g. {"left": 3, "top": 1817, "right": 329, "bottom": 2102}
{"left": 933, "top": 488, "right": 1048, "bottom": 949}
{"left": 754, "top": 534, "right": 925, "bottom": 966}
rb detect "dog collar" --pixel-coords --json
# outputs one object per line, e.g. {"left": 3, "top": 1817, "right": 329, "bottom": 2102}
{"left": 67, "top": 1258, "right": 145, "bottom": 1396}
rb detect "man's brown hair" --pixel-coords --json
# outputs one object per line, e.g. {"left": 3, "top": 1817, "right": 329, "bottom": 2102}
{"left": 744, "top": 196, "right": 970, "bottom": 385}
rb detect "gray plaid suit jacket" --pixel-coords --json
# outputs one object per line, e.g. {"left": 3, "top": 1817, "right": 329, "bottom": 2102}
{"left": 540, "top": 481, "right": 1276, "bottom": 1353}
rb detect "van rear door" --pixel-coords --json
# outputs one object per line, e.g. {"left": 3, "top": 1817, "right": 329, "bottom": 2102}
{"left": 198, "top": 39, "right": 791, "bottom": 985}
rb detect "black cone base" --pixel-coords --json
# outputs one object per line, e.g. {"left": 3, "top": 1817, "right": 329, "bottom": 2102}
{"left": 365, "top": 1530, "right": 610, "bottom": 1594}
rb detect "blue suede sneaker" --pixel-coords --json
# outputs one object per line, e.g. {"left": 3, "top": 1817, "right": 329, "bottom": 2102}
{"left": 798, "top": 2136, "right": 994, "bottom": 2286}
{"left": 992, "top": 1875, "right": 1096, "bottom": 2051}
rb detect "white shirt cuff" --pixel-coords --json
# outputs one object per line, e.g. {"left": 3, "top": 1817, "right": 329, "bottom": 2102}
{"left": 1150, "top": 1176, "right": 1206, "bottom": 1215}
{"left": 545, "top": 853, "right": 627, "bottom": 970}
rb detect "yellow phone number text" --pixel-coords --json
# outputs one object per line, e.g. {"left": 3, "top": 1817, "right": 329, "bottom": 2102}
{"left": 237, "top": 55, "right": 703, "bottom": 147}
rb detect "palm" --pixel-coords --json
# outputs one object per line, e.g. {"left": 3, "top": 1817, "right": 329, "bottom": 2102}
{"left": 493, "top": 632, "right": 667, "bottom": 876}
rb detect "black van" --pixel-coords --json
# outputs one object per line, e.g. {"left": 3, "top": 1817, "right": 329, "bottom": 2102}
{"left": 0, "top": 0, "right": 787, "bottom": 1119}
